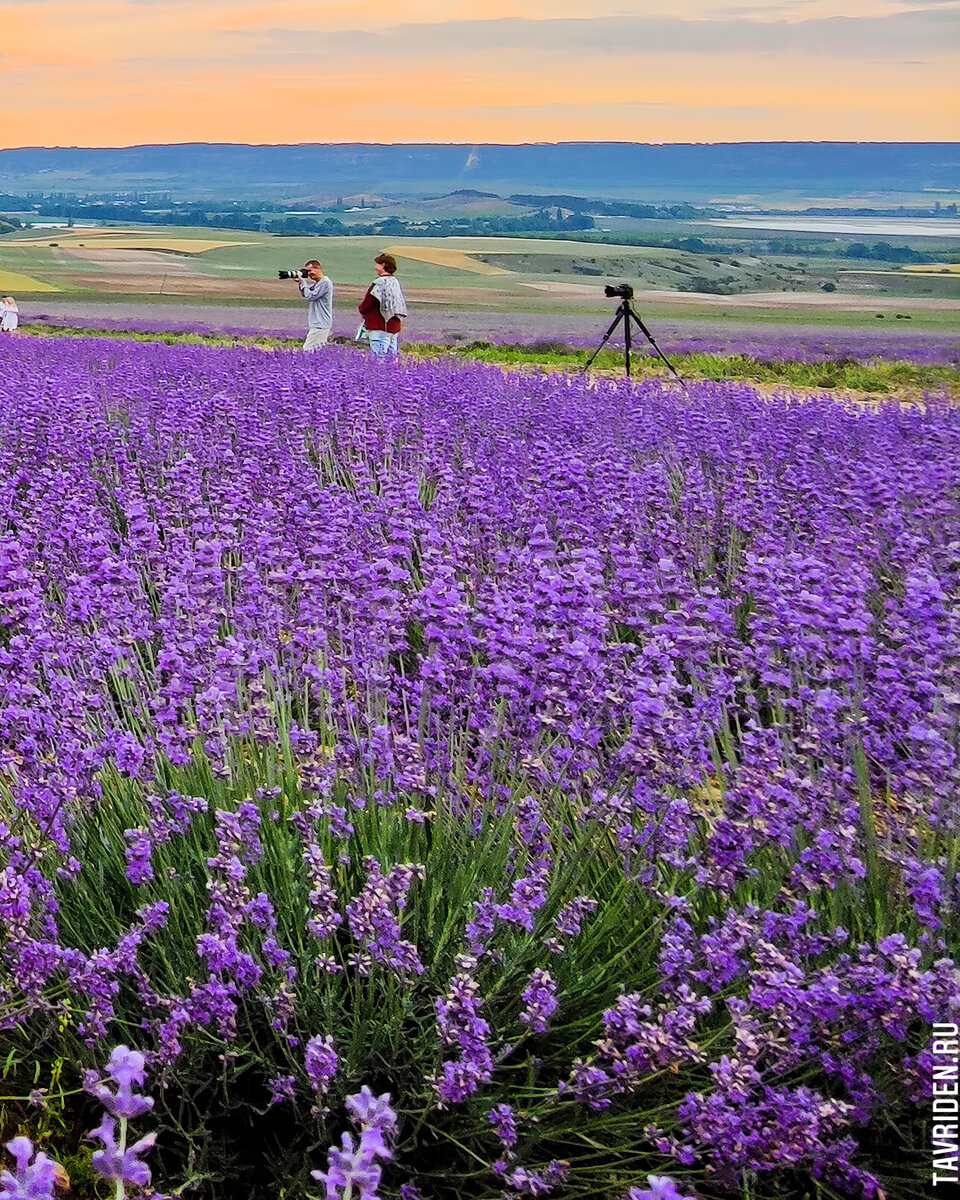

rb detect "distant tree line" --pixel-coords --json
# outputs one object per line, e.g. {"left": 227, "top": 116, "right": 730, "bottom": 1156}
{"left": 839, "top": 241, "right": 929, "bottom": 263}
{"left": 547, "top": 230, "right": 960, "bottom": 263}
{"left": 761, "top": 237, "right": 933, "bottom": 263}
{"left": 754, "top": 203, "right": 958, "bottom": 218}
{"left": 275, "top": 211, "right": 596, "bottom": 237}
{"left": 507, "top": 194, "right": 723, "bottom": 219}
{"left": 2, "top": 192, "right": 957, "bottom": 266}
{"left": 0, "top": 195, "right": 596, "bottom": 237}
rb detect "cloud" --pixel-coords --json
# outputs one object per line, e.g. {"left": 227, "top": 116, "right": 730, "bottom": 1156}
{"left": 715, "top": 0, "right": 819, "bottom": 14}
{"left": 209, "top": 8, "right": 959, "bottom": 63}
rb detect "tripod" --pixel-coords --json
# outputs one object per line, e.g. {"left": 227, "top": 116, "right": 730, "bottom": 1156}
{"left": 583, "top": 296, "right": 686, "bottom": 389}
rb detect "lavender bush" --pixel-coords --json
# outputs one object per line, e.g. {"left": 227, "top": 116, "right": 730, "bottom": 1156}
{"left": 0, "top": 336, "right": 958, "bottom": 1198}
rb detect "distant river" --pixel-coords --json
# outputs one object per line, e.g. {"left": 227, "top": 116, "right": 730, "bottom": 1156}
{"left": 709, "top": 217, "right": 960, "bottom": 238}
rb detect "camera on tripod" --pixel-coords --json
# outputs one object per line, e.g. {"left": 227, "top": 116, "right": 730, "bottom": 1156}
{"left": 278, "top": 269, "right": 309, "bottom": 280}
{"left": 583, "top": 281, "right": 686, "bottom": 388}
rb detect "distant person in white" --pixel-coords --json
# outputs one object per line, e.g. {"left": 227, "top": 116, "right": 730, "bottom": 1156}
{"left": 296, "top": 261, "right": 333, "bottom": 351}
{"left": 0, "top": 297, "right": 19, "bottom": 332}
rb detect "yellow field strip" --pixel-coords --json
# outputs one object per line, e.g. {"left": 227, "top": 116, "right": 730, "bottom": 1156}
{"left": 383, "top": 245, "right": 511, "bottom": 275}
{"left": 903, "top": 263, "right": 960, "bottom": 274}
{"left": 0, "top": 269, "right": 59, "bottom": 292}
{"left": 2, "top": 237, "right": 256, "bottom": 254}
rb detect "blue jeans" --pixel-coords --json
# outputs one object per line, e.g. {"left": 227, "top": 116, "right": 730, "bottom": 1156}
{"left": 367, "top": 330, "right": 399, "bottom": 358}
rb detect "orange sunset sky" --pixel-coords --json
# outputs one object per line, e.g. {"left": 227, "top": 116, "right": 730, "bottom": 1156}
{"left": 1, "top": 0, "right": 957, "bottom": 146}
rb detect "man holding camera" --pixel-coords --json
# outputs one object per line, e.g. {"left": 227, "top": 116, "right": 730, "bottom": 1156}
{"left": 292, "top": 260, "right": 333, "bottom": 351}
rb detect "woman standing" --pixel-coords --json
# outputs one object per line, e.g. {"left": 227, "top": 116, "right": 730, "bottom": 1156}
{"left": 358, "top": 254, "right": 406, "bottom": 357}
{"left": 0, "top": 297, "right": 19, "bottom": 333}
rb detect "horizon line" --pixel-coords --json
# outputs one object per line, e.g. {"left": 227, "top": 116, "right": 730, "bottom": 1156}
{"left": 4, "top": 138, "right": 960, "bottom": 153}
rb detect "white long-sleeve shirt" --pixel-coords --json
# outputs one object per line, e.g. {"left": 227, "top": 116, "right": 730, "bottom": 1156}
{"left": 298, "top": 277, "right": 333, "bottom": 329}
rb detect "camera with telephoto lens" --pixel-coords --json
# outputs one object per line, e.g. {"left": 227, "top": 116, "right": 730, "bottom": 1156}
{"left": 278, "top": 269, "right": 309, "bottom": 280}
{"left": 604, "top": 283, "right": 634, "bottom": 300}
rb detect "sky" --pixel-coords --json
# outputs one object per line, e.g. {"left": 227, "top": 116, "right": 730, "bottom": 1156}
{"left": 1, "top": 0, "right": 958, "bottom": 146}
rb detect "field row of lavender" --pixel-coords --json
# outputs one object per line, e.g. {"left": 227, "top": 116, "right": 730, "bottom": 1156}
{"left": 0, "top": 336, "right": 958, "bottom": 1199}
{"left": 20, "top": 309, "right": 960, "bottom": 366}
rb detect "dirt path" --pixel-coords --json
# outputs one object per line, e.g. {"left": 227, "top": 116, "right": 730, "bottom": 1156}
{"left": 57, "top": 249, "right": 199, "bottom": 274}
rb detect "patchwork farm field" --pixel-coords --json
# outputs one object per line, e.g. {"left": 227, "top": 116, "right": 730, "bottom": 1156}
{"left": 0, "top": 329, "right": 958, "bottom": 1200}
{"left": 5, "top": 223, "right": 960, "bottom": 312}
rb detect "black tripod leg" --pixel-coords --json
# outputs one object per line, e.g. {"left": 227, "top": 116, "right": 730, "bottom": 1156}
{"left": 628, "top": 308, "right": 688, "bottom": 390}
{"left": 582, "top": 310, "right": 626, "bottom": 372}
{"left": 624, "top": 309, "right": 632, "bottom": 377}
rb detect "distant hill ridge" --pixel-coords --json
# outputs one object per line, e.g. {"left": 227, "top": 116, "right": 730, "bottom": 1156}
{"left": 1, "top": 142, "right": 957, "bottom": 200}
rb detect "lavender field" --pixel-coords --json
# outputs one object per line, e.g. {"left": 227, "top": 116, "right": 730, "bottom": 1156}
{"left": 18, "top": 304, "right": 960, "bottom": 367}
{"left": 0, "top": 335, "right": 958, "bottom": 1200}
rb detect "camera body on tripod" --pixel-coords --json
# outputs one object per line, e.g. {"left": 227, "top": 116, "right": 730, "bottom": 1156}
{"left": 278, "top": 269, "right": 309, "bottom": 280}
{"left": 604, "top": 283, "right": 634, "bottom": 300}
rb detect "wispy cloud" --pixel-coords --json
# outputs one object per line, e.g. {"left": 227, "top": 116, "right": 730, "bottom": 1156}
{"left": 189, "top": 9, "right": 960, "bottom": 63}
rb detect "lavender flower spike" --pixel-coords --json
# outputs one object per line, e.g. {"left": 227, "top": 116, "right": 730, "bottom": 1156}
{"left": 1, "top": 1137, "right": 65, "bottom": 1200}
{"left": 89, "top": 1117, "right": 157, "bottom": 1189}
{"left": 86, "top": 1045, "right": 155, "bottom": 1120}
{"left": 626, "top": 1176, "right": 698, "bottom": 1200}
{"left": 312, "top": 1087, "right": 397, "bottom": 1200}
{"left": 87, "top": 1045, "right": 157, "bottom": 1198}
{"left": 305, "top": 1034, "right": 339, "bottom": 1095}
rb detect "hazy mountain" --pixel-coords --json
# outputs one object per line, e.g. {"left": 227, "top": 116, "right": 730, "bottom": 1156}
{"left": 1, "top": 142, "right": 957, "bottom": 201}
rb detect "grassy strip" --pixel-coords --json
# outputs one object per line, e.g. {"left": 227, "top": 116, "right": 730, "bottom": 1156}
{"left": 19, "top": 321, "right": 302, "bottom": 349}
{"left": 17, "top": 321, "right": 960, "bottom": 393}
{"left": 407, "top": 339, "right": 960, "bottom": 394}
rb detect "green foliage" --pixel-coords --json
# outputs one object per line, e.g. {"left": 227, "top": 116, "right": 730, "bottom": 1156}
{"left": 405, "top": 341, "right": 958, "bottom": 394}
{"left": 4, "top": 725, "right": 950, "bottom": 1195}
{"left": 841, "top": 241, "right": 928, "bottom": 264}
{"left": 8, "top": 741, "right": 685, "bottom": 1198}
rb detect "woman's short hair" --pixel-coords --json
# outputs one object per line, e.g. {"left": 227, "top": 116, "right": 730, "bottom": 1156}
{"left": 374, "top": 253, "right": 398, "bottom": 275}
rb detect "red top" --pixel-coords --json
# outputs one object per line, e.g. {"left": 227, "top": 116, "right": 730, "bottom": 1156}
{"left": 358, "top": 284, "right": 402, "bottom": 333}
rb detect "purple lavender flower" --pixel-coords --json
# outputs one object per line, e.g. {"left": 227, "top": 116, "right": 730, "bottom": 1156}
{"left": 123, "top": 828, "right": 154, "bottom": 885}
{"left": 1, "top": 1137, "right": 64, "bottom": 1200}
{"left": 554, "top": 897, "right": 597, "bottom": 938}
{"left": 86, "top": 1045, "right": 156, "bottom": 1195}
{"left": 305, "top": 1034, "right": 338, "bottom": 1095}
{"left": 267, "top": 1074, "right": 297, "bottom": 1105}
{"left": 89, "top": 1117, "right": 156, "bottom": 1189}
{"left": 488, "top": 1103, "right": 518, "bottom": 1155}
{"left": 302, "top": 841, "right": 343, "bottom": 941}
{"left": 495, "top": 1158, "right": 569, "bottom": 1196}
{"left": 345, "top": 858, "right": 424, "bottom": 979}
{"left": 85, "top": 1045, "right": 154, "bottom": 1120}
{"left": 626, "top": 1177, "right": 698, "bottom": 1200}
{"left": 519, "top": 969, "right": 559, "bottom": 1033}
{"left": 431, "top": 971, "right": 493, "bottom": 1105}
{"left": 311, "top": 1087, "right": 397, "bottom": 1200}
